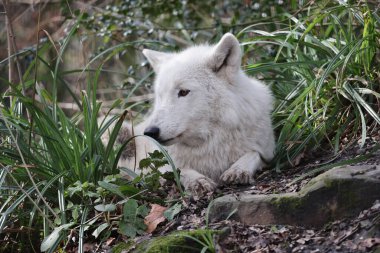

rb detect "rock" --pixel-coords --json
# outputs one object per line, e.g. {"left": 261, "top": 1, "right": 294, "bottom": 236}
{"left": 209, "top": 165, "right": 380, "bottom": 228}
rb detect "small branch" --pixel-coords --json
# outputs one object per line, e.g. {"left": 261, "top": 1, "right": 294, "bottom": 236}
{"left": 3, "top": 0, "right": 15, "bottom": 85}
{"left": 29, "top": 1, "right": 42, "bottom": 145}
{"left": 2, "top": 0, "right": 25, "bottom": 92}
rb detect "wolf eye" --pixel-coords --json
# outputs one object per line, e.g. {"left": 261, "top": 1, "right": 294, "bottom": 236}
{"left": 178, "top": 89, "right": 190, "bottom": 97}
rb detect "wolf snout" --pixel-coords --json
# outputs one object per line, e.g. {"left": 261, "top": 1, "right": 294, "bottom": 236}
{"left": 144, "top": 126, "right": 160, "bottom": 140}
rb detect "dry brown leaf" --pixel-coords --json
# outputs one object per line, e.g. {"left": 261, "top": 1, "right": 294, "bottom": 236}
{"left": 144, "top": 204, "right": 167, "bottom": 233}
{"left": 360, "top": 238, "right": 380, "bottom": 249}
{"left": 106, "top": 237, "right": 115, "bottom": 246}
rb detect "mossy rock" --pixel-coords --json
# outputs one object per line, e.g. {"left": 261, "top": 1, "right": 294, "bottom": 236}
{"left": 113, "top": 241, "right": 135, "bottom": 253}
{"left": 209, "top": 165, "right": 380, "bottom": 228}
{"left": 113, "top": 230, "right": 216, "bottom": 253}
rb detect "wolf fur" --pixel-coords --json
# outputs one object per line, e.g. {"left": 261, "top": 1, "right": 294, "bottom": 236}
{"left": 117, "top": 33, "right": 275, "bottom": 196}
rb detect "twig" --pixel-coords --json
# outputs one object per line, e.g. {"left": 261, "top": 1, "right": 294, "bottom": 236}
{"left": 2, "top": 0, "right": 31, "bottom": 123}
{"left": 29, "top": 1, "right": 42, "bottom": 145}
{"left": 2, "top": 226, "right": 35, "bottom": 233}
{"left": 2, "top": 0, "right": 25, "bottom": 92}
{"left": 2, "top": 0, "right": 14, "bottom": 93}
{"left": 334, "top": 223, "right": 360, "bottom": 245}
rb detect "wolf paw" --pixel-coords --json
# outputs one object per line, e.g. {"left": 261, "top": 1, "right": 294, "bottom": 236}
{"left": 186, "top": 177, "right": 216, "bottom": 197}
{"left": 220, "top": 167, "right": 252, "bottom": 185}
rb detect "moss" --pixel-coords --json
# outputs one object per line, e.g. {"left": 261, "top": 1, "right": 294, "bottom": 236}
{"left": 332, "top": 180, "right": 359, "bottom": 209}
{"left": 113, "top": 241, "right": 135, "bottom": 253}
{"left": 322, "top": 178, "right": 334, "bottom": 188}
{"left": 270, "top": 195, "right": 303, "bottom": 214}
{"left": 320, "top": 178, "right": 359, "bottom": 208}
{"left": 112, "top": 230, "right": 217, "bottom": 253}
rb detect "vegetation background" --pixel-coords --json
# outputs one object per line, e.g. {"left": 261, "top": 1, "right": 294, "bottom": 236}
{"left": 0, "top": 0, "right": 379, "bottom": 252}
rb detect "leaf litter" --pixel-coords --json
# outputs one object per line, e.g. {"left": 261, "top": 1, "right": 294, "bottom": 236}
{"left": 74, "top": 137, "right": 380, "bottom": 252}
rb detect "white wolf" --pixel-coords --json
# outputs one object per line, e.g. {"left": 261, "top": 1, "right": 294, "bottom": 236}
{"left": 118, "top": 33, "right": 275, "bottom": 196}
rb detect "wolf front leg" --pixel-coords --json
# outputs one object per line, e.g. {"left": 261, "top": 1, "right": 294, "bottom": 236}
{"left": 220, "top": 151, "right": 264, "bottom": 185}
{"left": 180, "top": 169, "right": 217, "bottom": 196}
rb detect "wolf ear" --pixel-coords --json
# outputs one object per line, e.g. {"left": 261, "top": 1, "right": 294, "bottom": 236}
{"left": 142, "top": 49, "right": 173, "bottom": 72}
{"left": 209, "top": 33, "right": 241, "bottom": 75}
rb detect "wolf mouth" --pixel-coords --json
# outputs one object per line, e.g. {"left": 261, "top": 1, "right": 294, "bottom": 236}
{"left": 159, "top": 138, "right": 174, "bottom": 144}
{"left": 159, "top": 133, "right": 183, "bottom": 145}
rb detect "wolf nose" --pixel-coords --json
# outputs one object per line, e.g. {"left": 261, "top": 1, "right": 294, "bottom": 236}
{"left": 144, "top": 126, "right": 160, "bottom": 140}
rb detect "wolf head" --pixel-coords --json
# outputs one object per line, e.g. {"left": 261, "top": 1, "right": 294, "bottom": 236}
{"left": 142, "top": 33, "right": 244, "bottom": 147}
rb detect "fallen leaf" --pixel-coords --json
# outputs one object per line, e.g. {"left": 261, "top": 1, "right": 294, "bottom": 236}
{"left": 359, "top": 237, "right": 380, "bottom": 249}
{"left": 106, "top": 237, "right": 115, "bottom": 246}
{"left": 144, "top": 204, "right": 167, "bottom": 233}
{"left": 83, "top": 243, "right": 95, "bottom": 252}
{"left": 296, "top": 238, "right": 306, "bottom": 244}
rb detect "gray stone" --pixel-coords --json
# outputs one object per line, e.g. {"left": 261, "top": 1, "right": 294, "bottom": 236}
{"left": 209, "top": 165, "right": 380, "bottom": 228}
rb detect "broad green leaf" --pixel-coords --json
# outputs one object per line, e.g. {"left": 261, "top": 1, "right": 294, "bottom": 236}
{"left": 40, "top": 222, "right": 74, "bottom": 252}
{"left": 123, "top": 199, "right": 138, "bottom": 222}
{"left": 94, "top": 204, "right": 116, "bottom": 212}
{"left": 164, "top": 203, "right": 182, "bottom": 221}
{"left": 119, "top": 220, "right": 137, "bottom": 238}
{"left": 98, "top": 181, "right": 125, "bottom": 198}
{"left": 92, "top": 223, "right": 109, "bottom": 238}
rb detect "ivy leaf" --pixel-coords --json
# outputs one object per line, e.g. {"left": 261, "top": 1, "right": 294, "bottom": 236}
{"left": 118, "top": 199, "right": 148, "bottom": 238}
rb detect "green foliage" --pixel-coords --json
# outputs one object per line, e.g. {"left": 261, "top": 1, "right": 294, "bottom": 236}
{"left": 164, "top": 203, "right": 182, "bottom": 221}
{"left": 132, "top": 230, "right": 218, "bottom": 253}
{"left": 241, "top": 1, "right": 379, "bottom": 169}
{"left": 0, "top": 0, "right": 379, "bottom": 252}
{"left": 139, "top": 150, "right": 168, "bottom": 169}
{"left": 184, "top": 230, "right": 217, "bottom": 253}
{"left": 138, "top": 150, "right": 169, "bottom": 191}
{"left": 0, "top": 19, "right": 174, "bottom": 252}
{"left": 40, "top": 222, "right": 75, "bottom": 252}
{"left": 119, "top": 199, "right": 149, "bottom": 238}
{"left": 76, "top": 0, "right": 290, "bottom": 47}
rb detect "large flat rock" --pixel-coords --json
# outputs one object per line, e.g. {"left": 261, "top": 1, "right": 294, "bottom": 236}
{"left": 209, "top": 165, "right": 380, "bottom": 228}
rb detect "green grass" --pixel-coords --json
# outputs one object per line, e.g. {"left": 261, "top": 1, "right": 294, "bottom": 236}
{"left": 240, "top": 2, "right": 379, "bottom": 169}
{"left": 0, "top": 1, "right": 379, "bottom": 252}
{"left": 0, "top": 22, "right": 181, "bottom": 252}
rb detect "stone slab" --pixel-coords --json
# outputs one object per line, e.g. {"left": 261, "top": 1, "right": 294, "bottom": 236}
{"left": 209, "top": 165, "right": 380, "bottom": 228}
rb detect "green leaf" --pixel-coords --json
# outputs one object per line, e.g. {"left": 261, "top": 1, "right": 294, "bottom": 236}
{"left": 139, "top": 158, "right": 152, "bottom": 169}
{"left": 92, "top": 223, "right": 109, "bottom": 239}
{"left": 94, "top": 204, "right": 116, "bottom": 212}
{"left": 118, "top": 220, "right": 137, "bottom": 238}
{"left": 40, "top": 223, "right": 74, "bottom": 252}
{"left": 119, "top": 184, "right": 140, "bottom": 196}
{"left": 137, "top": 205, "right": 149, "bottom": 217}
{"left": 98, "top": 181, "right": 125, "bottom": 198}
{"left": 119, "top": 199, "right": 148, "bottom": 238}
{"left": 164, "top": 203, "right": 182, "bottom": 221}
{"left": 72, "top": 207, "right": 79, "bottom": 220}
{"left": 123, "top": 199, "right": 138, "bottom": 222}
{"left": 67, "top": 181, "right": 83, "bottom": 197}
